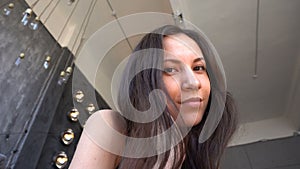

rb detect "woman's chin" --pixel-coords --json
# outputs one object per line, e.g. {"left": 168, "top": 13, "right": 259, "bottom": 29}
{"left": 168, "top": 106, "right": 205, "bottom": 127}
{"left": 179, "top": 110, "right": 204, "bottom": 127}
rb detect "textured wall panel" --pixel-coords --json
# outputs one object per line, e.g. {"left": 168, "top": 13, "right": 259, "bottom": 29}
{"left": 0, "top": 0, "right": 73, "bottom": 168}
{"left": 36, "top": 66, "right": 109, "bottom": 169}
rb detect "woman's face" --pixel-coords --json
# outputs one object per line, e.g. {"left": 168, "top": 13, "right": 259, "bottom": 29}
{"left": 162, "top": 33, "right": 211, "bottom": 127}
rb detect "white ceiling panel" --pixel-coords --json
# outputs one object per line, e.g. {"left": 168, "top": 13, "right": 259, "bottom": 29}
{"left": 180, "top": 0, "right": 300, "bottom": 123}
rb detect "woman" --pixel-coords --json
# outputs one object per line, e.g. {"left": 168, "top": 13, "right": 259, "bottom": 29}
{"left": 70, "top": 25, "right": 237, "bottom": 169}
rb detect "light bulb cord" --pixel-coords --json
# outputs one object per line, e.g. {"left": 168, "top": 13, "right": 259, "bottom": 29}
{"left": 43, "top": 0, "right": 61, "bottom": 24}
{"left": 253, "top": 0, "right": 260, "bottom": 78}
{"left": 39, "top": 0, "right": 54, "bottom": 20}
{"left": 30, "top": 0, "right": 40, "bottom": 9}
{"left": 66, "top": 0, "right": 98, "bottom": 69}
{"left": 47, "top": 0, "right": 79, "bottom": 58}
{"left": 106, "top": 0, "right": 133, "bottom": 51}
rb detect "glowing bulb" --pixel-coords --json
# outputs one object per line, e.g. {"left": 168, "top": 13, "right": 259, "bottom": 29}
{"left": 2, "top": 3, "right": 14, "bottom": 16}
{"left": 29, "top": 16, "right": 40, "bottom": 30}
{"left": 15, "top": 53, "right": 25, "bottom": 66}
{"left": 43, "top": 55, "right": 51, "bottom": 69}
{"left": 21, "top": 8, "right": 32, "bottom": 26}
{"left": 57, "top": 67, "right": 72, "bottom": 85}
{"left": 64, "top": 66, "right": 72, "bottom": 82}
{"left": 53, "top": 151, "right": 68, "bottom": 168}
{"left": 86, "top": 103, "right": 96, "bottom": 114}
{"left": 57, "top": 71, "right": 67, "bottom": 85}
{"left": 66, "top": 67, "right": 72, "bottom": 74}
{"left": 61, "top": 129, "right": 74, "bottom": 145}
{"left": 68, "top": 108, "right": 79, "bottom": 122}
{"left": 173, "top": 10, "right": 184, "bottom": 26}
{"left": 74, "top": 90, "right": 84, "bottom": 103}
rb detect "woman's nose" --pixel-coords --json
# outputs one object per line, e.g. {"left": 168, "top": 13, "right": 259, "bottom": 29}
{"left": 181, "top": 69, "right": 200, "bottom": 91}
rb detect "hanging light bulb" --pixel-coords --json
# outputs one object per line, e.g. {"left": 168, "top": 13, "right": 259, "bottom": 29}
{"left": 57, "top": 71, "right": 67, "bottom": 85}
{"left": 61, "top": 129, "right": 75, "bottom": 145}
{"left": 64, "top": 66, "right": 72, "bottom": 81}
{"left": 68, "top": 108, "right": 79, "bottom": 122}
{"left": 15, "top": 53, "right": 25, "bottom": 66}
{"left": 86, "top": 103, "right": 96, "bottom": 114}
{"left": 21, "top": 8, "right": 33, "bottom": 26}
{"left": 173, "top": 10, "right": 184, "bottom": 26}
{"left": 74, "top": 90, "right": 84, "bottom": 103}
{"left": 66, "top": 66, "right": 72, "bottom": 75}
{"left": 2, "top": 3, "right": 14, "bottom": 16}
{"left": 53, "top": 151, "right": 68, "bottom": 169}
{"left": 57, "top": 66, "right": 72, "bottom": 85}
{"left": 29, "top": 16, "right": 40, "bottom": 30}
{"left": 43, "top": 55, "right": 51, "bottom": 69}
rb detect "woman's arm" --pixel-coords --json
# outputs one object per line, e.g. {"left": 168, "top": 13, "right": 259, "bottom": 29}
{"left": 69, "top": 109, "right": 126, "bottom": 169}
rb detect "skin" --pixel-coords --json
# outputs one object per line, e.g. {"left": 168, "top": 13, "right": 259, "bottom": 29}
{"left": 163, "top": 34, "right": 211, "bottom": 127}
{"left": 69, "top": 110, "right": 126, "bottom": 169}
{"left": 70, "top": 33, "right": 211, "bottom": 169}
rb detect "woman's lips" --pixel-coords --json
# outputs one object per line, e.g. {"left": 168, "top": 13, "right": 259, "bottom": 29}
{"left": 180, "top": 97, "right": 202, "bottom": 108}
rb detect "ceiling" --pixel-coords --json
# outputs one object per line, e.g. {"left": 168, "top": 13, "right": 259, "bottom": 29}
{"left": 182, "top": 0, "right": 300, "bottom": 123}
{"left": 25, "top": 0, "right": 300, "bottom": 143}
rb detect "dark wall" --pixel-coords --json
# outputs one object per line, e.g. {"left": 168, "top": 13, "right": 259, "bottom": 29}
{"left": 0, "top": 0, "right": 74, "bottom": 168}
{"left": 10, "top": 48, "right": 73, "bottom": 169}
{"left": 35, "top": 67, "right": 109, "bottom": 169}
{"left": 221, "top": 135, "right": 300, "bottom": 169}
{"left": 34, "top": 70, "right": 82, "bottom": 169}
{"left": 0, "top": 1, "right": 110, "bottom": 169}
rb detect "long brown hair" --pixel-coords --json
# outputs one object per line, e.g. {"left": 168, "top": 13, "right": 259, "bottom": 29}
{"left": 117, "top": 25, "right": 238, "bottom": 169}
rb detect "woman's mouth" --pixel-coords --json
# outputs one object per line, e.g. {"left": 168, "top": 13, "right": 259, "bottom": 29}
{"left": 180, "top": 97, "right": 203, "bottom": 108}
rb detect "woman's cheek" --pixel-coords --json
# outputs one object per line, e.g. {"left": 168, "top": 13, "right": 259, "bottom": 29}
{"left": 163, "top": 76, "right": 180, "bottom": 100}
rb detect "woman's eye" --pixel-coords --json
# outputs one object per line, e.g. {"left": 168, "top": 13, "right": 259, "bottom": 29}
{"left": 164, "top": 67, "right": 177, "bottom": 74}
{"left": 193, "top": 66, "right": 206, "bottom": 71}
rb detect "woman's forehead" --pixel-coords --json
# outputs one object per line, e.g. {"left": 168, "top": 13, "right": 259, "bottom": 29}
{"left": 163, "top": 34, "right": 204, "bottom": 60}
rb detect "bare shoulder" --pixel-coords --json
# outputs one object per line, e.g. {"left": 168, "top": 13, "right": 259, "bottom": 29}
{"left": 69, "top": 109, "right": 127, "bottom": 169}
{"left": 95, "top": 109, "right": 127, "bottom": 134}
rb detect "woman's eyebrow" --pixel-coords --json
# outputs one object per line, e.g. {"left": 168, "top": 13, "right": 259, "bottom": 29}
{"left": 163, "top": 57, "right": 204, "bottom": 64}
{"left": 193, "top": 57, "right": 204, "bottom": 63}
{"left": 163, "top": 59, "right": 181, "bottom": 64}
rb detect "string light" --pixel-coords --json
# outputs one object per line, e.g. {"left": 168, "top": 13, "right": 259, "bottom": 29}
{"left": 63, "top": 0, "right": 98, "bottom": 77}
{"left": 74, "top": 90, "right": 84, "bottom": 103}
{"left": 68, "top": 108, "right": 79, "bottom": 122}
{"left": 57, "top": 71, "right": 67, "bottom": 85}
{"left": 86, "top": 103, "right": 96, "bottom": 114}
{"left": 2, "top": 3, "right": 14, "bottom": 16}
{"left": 50, "top": 0, "right": 79, "bottom": 85}
{"left": 43, "top": 55, "right": 51, "bottom": 69}
{"left": 29, "top": 0, "right": 55, "bottom": 31}
{"left": 29, "top": 16, "right": 40, "bottom": 30}
{"left": 21, "top": 8, "right": 33, "bottom": 25}
{"left": 15, "top": 53, "right": 25, "bottom": 66}
{"left": 61, "top": 129, "right": 75, "bottom": 145}
{"left": 53, "top": 151, "right": 68, "bottom": 168}
{"left": 64, "top": 66, "right": 72, "bottom": 82}
{"left": 20, "top": 0, "right": 39, "bottom": 26}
